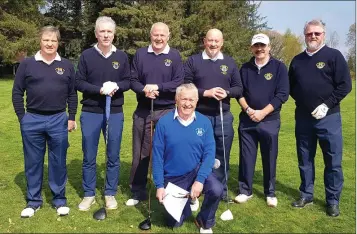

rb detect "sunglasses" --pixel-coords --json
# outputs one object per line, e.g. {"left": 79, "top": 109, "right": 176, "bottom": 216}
{"left": 305, "top": 32, "right": 324, "bottom": 37}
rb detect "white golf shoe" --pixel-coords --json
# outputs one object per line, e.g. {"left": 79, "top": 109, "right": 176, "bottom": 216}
{"left": 78, "top": 196, "right": 95, "bottom": 211}
{"left": 125, "top": 198, "right": 140, "bottom": 206}
{"left": 56, "top": 206, "right": 70, "bottom": 216}
{"left": 105, "top": 195, "right": 118, "bottom": 209}
{"left": 21, "top": 206, "right": 40, "bottom": 218}
{"left": 190, "top": 198, "right": 200, "bottom": 212}
{"left": 266, "top": 197, "right": 278, "bottom": 207}
{"left": 234, "top": 194, "right": 253, "bottom": 203}
{"left": 200, "top": 227, "right": 213, "bottom": 233}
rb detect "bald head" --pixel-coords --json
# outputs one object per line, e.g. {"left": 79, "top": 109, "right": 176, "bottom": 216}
{"left": 204, "top": 28, "right": 224, "bottom": 59}
{"left": 150, "top": 22, "right": 170, "bottom": 54}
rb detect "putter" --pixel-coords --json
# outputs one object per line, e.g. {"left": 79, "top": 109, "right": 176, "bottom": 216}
{"left": 139, "top": 99, "right": 154, "bottom": 230}
{"left": 219, "top": 100, "right": 234, "bottom": 221}
{"left": 93, "top": 95, "right": 111, "bottom": 221}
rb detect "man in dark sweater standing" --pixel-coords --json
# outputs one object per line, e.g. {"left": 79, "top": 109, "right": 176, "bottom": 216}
{"left": 184, "top": 29, "right": 242, "bottom": 204}
{"left": 126, "top": 22, "right": 184, "bottom": 206}
{"left": 289, "top": 19, "right": 352, "bottom": 217}
{"left": 12, "top": 26, "right": 77, "bottom": 218}
{"left": 153, "top": 83, "right": 223, "bottom": 234}
{"left": 76, "top": 16, "right": 130, "bottom": 211}
{"left": 234, "top": 33, "right": 289, "bottom": 207}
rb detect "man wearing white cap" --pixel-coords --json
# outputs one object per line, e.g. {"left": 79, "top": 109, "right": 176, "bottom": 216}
{"left": 234, "top": 33, "right": 289, "bottom": 207}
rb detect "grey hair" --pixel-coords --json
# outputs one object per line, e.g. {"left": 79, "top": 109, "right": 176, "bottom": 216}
{"left": 304, "top": 19, "right": 326, "bottom": 34}
{"left": 175, "top": 83, "right": 199, "bottom": 100}
{"left": 95, "top": 16, "right": 116, "bottom": 32}
{"left": 150, "top": 22, "right": 170, "bottom": 35}
{"left": 39, "top": 26, "right": 60, "bottom": 41}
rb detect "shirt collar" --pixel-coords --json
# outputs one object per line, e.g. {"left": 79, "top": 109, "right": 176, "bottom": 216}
{"left": 202, "top": 50, "right": 224, "bottom": 61}
{"left": 34, "top": 51, "right": 61, "bottom": 62}
{"left": 94, "top": 43, "right": 117, "bottom": 58}
{"left": 173, "top": 108, "right": 196, "bottom": 120}
{"left": 305, "top": 44, "right": 325, "bottom": 56}
{"left": 148, "top": 44, "right": 170, "bottom": 55}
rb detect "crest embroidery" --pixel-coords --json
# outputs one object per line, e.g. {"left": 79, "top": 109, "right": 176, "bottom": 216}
{"left": 220, "top": 65, "right": 228, "bottom": 75}
{"left": 316, "top": 62, "right": 325, "bottom": 69}
{"left": 112, "top": 61, "right": 120, "bottom": 69}
{"left": 264, "top": 73, "right": 273, "bottom": 80}
{"left": 196, "top": 128, "right": 205, "bottom": 136}
{"left": 164, "top": 59, "right": 172, "bottom": 67}
{"left": 55, "top": 67, "right": 65, "bottom": 75}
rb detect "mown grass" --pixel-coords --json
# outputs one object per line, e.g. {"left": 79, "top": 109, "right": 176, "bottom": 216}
{"left": 0, "top": 77, "right": 355, "bottom": 233}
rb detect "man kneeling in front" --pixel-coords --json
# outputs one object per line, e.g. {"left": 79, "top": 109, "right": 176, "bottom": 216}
{"left": 152, "top": 83, "right": 223, "bottom": 234}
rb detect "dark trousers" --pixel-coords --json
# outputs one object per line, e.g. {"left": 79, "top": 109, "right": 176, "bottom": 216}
{"left": 80, "top": 111, "right": 124, "bottom": 196}
{"left": 204, "top": 111, "right": 234, "bottom": 198}
{"left": 129, "top": 108, "right": 173, "bottom": 200}
{"left": 238, "top": 117, "right": 280, "bottom": 197}
{"left": 20, "top": 112, "right": 68, "bottom": 208}
{"left": 295, "top": 111, "right": 343, "bottom": 205}
{"left": 164, "top": 168, "right": 223, "bottom": 229}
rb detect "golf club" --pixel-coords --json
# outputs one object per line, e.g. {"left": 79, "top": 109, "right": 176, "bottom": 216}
{"left": 93, "top": 95, "right": 111, "bottom": 221}
{"left": 219, "top": 100, "right": 234, "bottom": 221}
{"left": 139, "top": 98, "right": 154, "bottom": 230}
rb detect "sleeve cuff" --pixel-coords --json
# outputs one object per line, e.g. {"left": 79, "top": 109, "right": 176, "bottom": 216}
{"left": 195, "top": 175, "right": 205, "bottom": 184}
{"left": 156, "top": 184, "right": 164, "bottom": 189}
{"left": 68, "top": 114, "right": 75, "bottom": 121}
{"left": 158, "top": 84, "right": 163, "bottom": 91}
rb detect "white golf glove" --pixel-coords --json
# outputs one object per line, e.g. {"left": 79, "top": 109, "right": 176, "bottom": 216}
{"left": 311, "top": 103, "right": 329, "bottom": 119}
{"left": 102, "top": 81, "right": 119, "bottom": 95}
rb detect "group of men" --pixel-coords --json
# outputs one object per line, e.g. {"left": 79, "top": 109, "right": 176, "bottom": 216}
{"left": 12, "top": 15, "right": 351, "bottom": 233}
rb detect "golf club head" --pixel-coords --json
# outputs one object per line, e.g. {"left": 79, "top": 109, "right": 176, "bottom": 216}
{"left": 93, "top": 207, "right": 107, "bottom": 220}
{"left": 139, "top": 217, "right": 151, "bottom": 230}
{"left": 220, "top": 209, "right": 233, "bottom": 221}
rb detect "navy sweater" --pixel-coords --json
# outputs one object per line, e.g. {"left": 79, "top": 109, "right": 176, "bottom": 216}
{"left": 239, "top": 57, "right": 289, "bottom": 121}
{"left": 152, "top": 110, "right": 215, "bottom": 189}
{"left": 130, "top": 47, "right": 184, "bottom": 111}
{"left": 12, "top": 57, "right": 78, "bottom": 121}
{"left": 75, "top": 48, "right": 131, "bottom": 113}
{"left": 289, "top": 46, "right": 352, "bottom": 114}
{"left": 184, "top": 53, "right": 242, "bottom": 116}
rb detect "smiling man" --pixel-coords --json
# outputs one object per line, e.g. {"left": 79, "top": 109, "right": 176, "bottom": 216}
{"left": 76, "top": 16, "right": 131, "bottom": 211}
{"left": 184, "top": 29, "right": 242, "bottom": 204}
{"left": 127, "top": 22, "right": 184, "bottom": 206}
{"left": 289, "top": 19, "right": 352, "bottom": 217}
{"left": 152, "top": 83, "right": 223, "bottom": 233}
{"left": 12, "top": 26, "right": 78, "bottom": 218}
{"left": 234, "top": 33, "right": 289, "bottom": 207}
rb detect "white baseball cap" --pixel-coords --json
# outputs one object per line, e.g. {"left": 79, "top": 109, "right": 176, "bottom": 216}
{"left": 251, "top": 33, "right": 270, "bottom": 46}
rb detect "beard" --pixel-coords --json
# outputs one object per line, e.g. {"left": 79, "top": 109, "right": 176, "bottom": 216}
{"left": 306, "top": 40, "right": 323, "bottom": 51}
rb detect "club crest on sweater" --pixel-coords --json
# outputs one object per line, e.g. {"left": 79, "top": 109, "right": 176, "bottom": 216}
{"left": 112, "top": 61, "right": 120, "bottom": 69}
{"left": 164, "top": 59, "right": 172, "bottom": 67}
{"left": 264, "top": 72, "right": 273, "bottom": 80}
{"left": 220, "top": 65, "right": 228, "bottom": 75}
{"left": 55, "top": 67, "right": 65, "bottom": 75}
{"left": 196, "top": 128, "right": 205, "bottom": 136}
{"left": 316, "top": 62, "right": 325, "bottom": 69}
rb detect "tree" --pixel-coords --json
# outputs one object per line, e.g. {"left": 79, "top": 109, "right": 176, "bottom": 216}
{"left": 263, "top": 30, "right": 284, "bottom": 60}
{"left": 345, "top": 23, "right": 356, "bottom": 79}
{"left": 326, "top": 31, "right": 339, "bottom": 49}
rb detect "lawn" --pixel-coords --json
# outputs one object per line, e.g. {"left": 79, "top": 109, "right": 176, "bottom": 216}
{"left": 0, "top": 77, "right": 355, "bottom": 233}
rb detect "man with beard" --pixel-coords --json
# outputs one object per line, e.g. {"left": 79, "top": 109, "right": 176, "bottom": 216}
{"left": 289, "top": 19, "right": 352, "bottom": 217}
{"left": 184, "top": 29, "right": 242, "bottom": 208}
{"left": 127, "top": 22, "right": 184, "bottom": 206}
{"left": 234, "top": 33, "right": 289, "bottom": 207}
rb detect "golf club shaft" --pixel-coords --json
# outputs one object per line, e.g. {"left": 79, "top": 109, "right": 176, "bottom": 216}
{"left": 104, "top": 96, "right": 111, "bottom": 198}
{"left": 219, "top": 100, "right": 229, "bottom": 209}
{"left": 148, "top": 98, "right": 154, "bottom": 217}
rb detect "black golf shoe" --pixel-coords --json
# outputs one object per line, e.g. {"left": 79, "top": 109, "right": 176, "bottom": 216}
{"left": 291, "top": 197, "right": 313, "bottom": 208}
{"left": 326, "top": 204, "right": 340, "bottom": 217}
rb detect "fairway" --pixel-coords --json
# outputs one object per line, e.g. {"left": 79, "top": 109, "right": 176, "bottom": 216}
{"left": 0, "top": 78, "right": 355, "bottom": 233}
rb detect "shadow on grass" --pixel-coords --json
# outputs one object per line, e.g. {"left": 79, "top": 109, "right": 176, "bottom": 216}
{"left": 14, "top": 165, "right": 55, "bottom": 206}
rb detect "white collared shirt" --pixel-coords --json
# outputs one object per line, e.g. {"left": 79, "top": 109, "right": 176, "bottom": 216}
{"left": 174, "top": 108, "right": 196, "bottom": 127}
{"left": 305, "top": 44, "right": 325, "bottom": 56}
{"left": 94, "top": 43, "right": 117, "bottom": 58}
{"left": 148, "top": 44, "right": 170, "bottom": 55}
{"left": 202, "top": 50, "right": 224, "bottom": 61}
{"left": 34, "top": 51, "right": 61, "bottom": 64}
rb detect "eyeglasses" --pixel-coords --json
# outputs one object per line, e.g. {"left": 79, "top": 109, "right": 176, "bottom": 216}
{"left": 305, "top": 32, "right": 324, "bottom": 37}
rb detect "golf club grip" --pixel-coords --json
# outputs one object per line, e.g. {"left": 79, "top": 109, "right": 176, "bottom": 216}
{"left": 105, "top": 95, "right": 111, "bottom": 121}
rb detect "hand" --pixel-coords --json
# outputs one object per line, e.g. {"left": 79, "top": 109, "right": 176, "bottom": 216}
{"left": 143, "top": 84, "right": 159, "bottom": 93}
{"left": 203, "top": 87, "right": 227, "bottom": 100}
{"left": 156, "top": 188, "right": 166, "bottom": 204}
{"left": 101, "top": 81, "right": 119, "bottom": 96}
{"left": 143, "top": 85, "right": 159, "bottom": 99}
{"left": 249, "top": 109, "right": 266, "bottom": 122}
{"left": 68, "top": 120, "right": 77, "bottom": 132}
{"left": 311, "top": 103, "right": 329, "bottom": 119}
{"left": 190, "top": 181, "right": 203, "bottom": 200}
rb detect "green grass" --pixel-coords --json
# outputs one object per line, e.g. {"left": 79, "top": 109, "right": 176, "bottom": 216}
{"left": 0, "top": 77, "right": 355, "bottom": 233}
